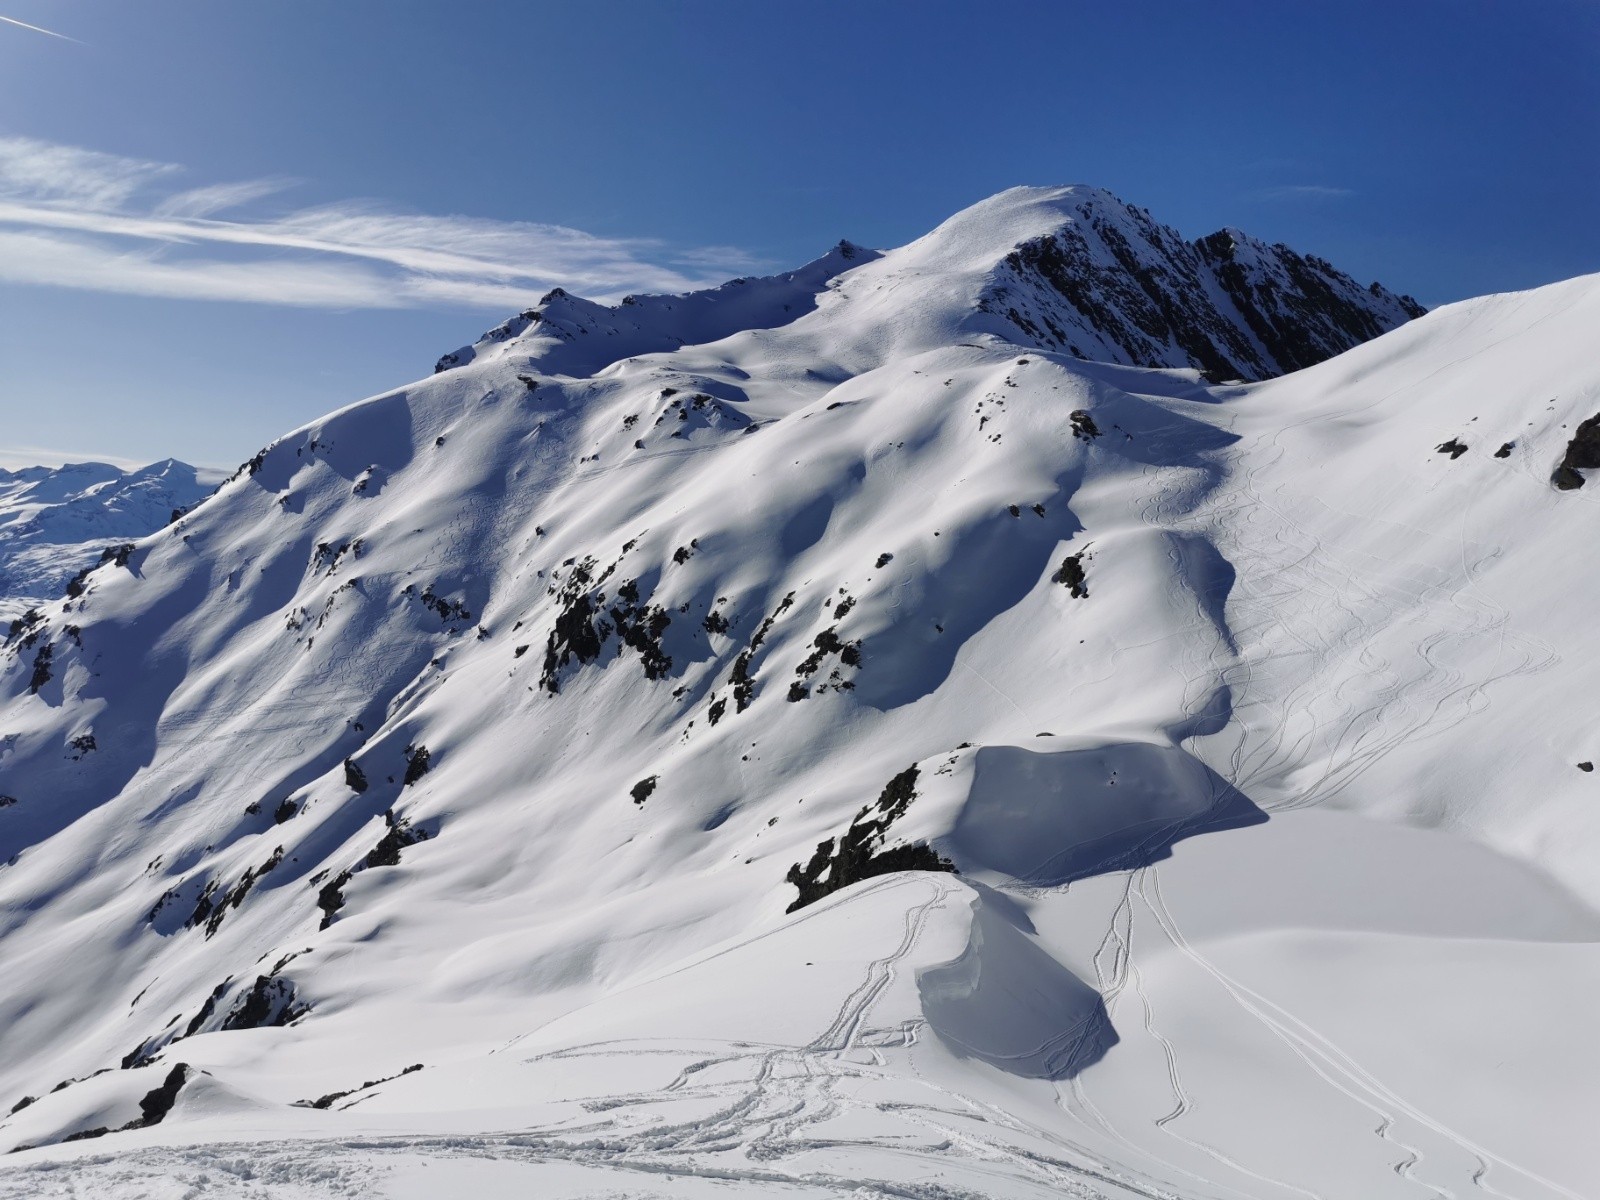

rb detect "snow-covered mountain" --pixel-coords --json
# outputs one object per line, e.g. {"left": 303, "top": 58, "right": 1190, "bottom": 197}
{"left": 433, "top": 186, "right": 1422, "bottom": 386}
{"left": 0, "top": 459, "right": 217, "bottom": 623}
{"left": 1, "top": 185, "right": 1595, "bottom": 1200}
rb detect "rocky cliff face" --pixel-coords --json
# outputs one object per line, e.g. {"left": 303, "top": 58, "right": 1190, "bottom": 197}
{"left": 977, "top": 188, "right": 1423, "bottom": 380}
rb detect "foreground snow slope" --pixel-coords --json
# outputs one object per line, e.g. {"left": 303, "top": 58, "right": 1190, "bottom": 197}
{"left": 0, "top": 459, "right": 216, "bottom": 622}
{"left": 0, "top": 187, "right": 1593, "bottom": 1199}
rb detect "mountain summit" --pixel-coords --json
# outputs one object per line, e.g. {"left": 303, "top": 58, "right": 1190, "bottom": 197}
{"left": 434, "top": 186, "right": 1422, "bottom": 387}
{"left": 0, "top": 189, "right": 1594, "bottom": 1200}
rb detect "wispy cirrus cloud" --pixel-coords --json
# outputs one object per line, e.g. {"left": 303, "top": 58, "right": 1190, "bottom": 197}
{"left": 1248, "top": 184, "right": 1356, "bottom": 203}
{"left": 0, "top": 136, "right": 764, "bottom": 310}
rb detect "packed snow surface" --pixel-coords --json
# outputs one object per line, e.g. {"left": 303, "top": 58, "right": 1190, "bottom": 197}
{"left": 0, "top": 186, "right": 1594, "bottom": 1199}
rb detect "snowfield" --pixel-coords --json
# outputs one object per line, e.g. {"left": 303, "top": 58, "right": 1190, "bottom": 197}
{"left": 0, "top": 186, "right": 1594, "bottom": 1199}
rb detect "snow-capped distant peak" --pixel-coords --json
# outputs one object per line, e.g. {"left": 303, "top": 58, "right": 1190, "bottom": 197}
{"left": 0, "top": 459, "right": 214, "bottom": 620}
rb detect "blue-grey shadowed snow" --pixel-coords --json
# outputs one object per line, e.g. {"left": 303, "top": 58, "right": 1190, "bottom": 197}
{"left": 1166, "top": 531, "right": 1238, "bottom": 656}
{"left": 917, "top": 891, "right": 1117, "bottom": 1080}
{"left": 948, "top": 742, "right": 1266, "bottom": 888}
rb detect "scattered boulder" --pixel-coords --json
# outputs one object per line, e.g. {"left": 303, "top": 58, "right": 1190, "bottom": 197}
{"left": 1552, "top": 412, "right": 1600, "bottom": 489}
{"left": 1069, "top": 410, "right": 1102, "bottom": 441}
{"left": 365, "top": 811, "right": 428, "bottom": 868}
{"left": 134, "top": 1064, "right": 190, "bottom": 1127}
{"left": 315, "top": 870, "right": 352, "bottom": 930}
{"left": 403, "top": 744, "right": 431, "bottom": 786}
{"left": 1435, "top": 438, "right": 1468, "bottom": 459}
{"left": 1052, "top": 552, "right": 1089, "bottom": 599}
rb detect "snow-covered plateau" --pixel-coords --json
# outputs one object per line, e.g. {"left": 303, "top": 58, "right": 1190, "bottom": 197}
{"left": 0, "top": 186, "right": 1594, "bottom": 1199}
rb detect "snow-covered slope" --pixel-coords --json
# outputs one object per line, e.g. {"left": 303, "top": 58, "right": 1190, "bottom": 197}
{"left": 0, "top": 186, "right": 1594, "bottom": 1200}
{"left": 0, "top": 459, "right": 217, "bottom": 622}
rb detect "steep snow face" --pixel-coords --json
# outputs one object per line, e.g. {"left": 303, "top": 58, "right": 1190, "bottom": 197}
{"left": 0, "top": 459, "right": 217, "bottom": 622}
{"left": 0, "top": 190, "right": 1594, "bottom": 1200}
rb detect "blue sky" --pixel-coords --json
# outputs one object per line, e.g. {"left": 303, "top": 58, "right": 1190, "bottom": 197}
{"left": 1, "top": 0, "right": 1596, "bottom": 469}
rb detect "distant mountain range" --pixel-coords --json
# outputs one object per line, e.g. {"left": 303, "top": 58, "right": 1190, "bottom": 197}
{"left": 0, "top": 459, "right": 217, "bottom": 621}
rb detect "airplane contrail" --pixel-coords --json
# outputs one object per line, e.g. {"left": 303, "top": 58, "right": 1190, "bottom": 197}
{"left": 0, "top": 13, "right": 79, "bottom": 42}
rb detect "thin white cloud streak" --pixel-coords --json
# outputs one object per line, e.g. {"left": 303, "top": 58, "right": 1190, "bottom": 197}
{"left": 0, "top": 138, "right": 173, "bottom": 208}
{"left": 0, "top": 137, "right": 767, "bottom": 311}
{"left": 0, "top": 13, "right": 78, "bottom": 42}
{"left": 1250, "top": 184, "right": 1355, "bottom": 202}
{"left": 152, "top": 177, "right": 296, "bottom": 220}
{"left": 0, "top": 228, "right": 410, "bottom": 307}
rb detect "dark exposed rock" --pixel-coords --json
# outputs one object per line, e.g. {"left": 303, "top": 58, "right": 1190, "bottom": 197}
{"left": 183, "top": 980, "right": 231, "bottom": 1037}
{"left": 1552, "top": 412, "right": 1600, "bottom": 489}
{"left": 273, "top": 799, "right": 298, "bottom": 824}
{"left": 1579, "top": 762, "right": 1594, "bottom": 773}
{"left": 609, "top": 596, "right": 673, "bottom": 681}
{"left": 1069, "top": 410, "right": 1102, "bottom": 441}
{"left": 6, "top": 607, "right": 43, "bottom": 644}
{"left": 344, "top": 757, "right": 368, "bottom": 793}
{"left": 793, "top": 626, "right": 863, "bottom": 693}
{"left": 305, "top": 1063, "right": 423, "bottom": 1110}
{"left": 1053, "top": 552, "right": 1089, "bottom": 599}
{"left": 989, "top": 201, "right": 1421, "bottom": 382}
{"left": 63, "top": 564, "right": 95, "bottom": 599}
{"left": 786, "top": 765, "right": 953, "bottom": 912}
{"left": 1194, "top": 230, "right": 1424, "bottom": 377}
{"left": 729, "top": 592, "right": 796, "bottom": 712}
{"left": 416, "top": 586, "right": 472, "bottom": 627}
{"left": 135, "top": 1064, "right": 189, "bottom": 1126}
{"left": 875, "top": 553, "right": 893, "bottom": 568}
{"left": 27, "top": 642, "right": 53, "bottom": 693}
{"left": 1435, "top": 438, "right": 1468, "bottom": 459}
{"left": 60, "top": 1126, "right": 111, "bottom": 1143}
{"left": 630, "top": 776, "right": 658, "bottom": 805}
{"left": 403, "top": 744, "right": 431, "bottom": 786}
{"left": 316, "top": 870, "right": 352, "bottom": 930}
{"left": 221, "top": 976, "right": 305, "bottom": 1030}
{"left": 203, "top": 846, "right": 284, "bottom": 937}
{"left": 365, "top": 811, "right": 428, "bottom": 868}
{"left": 1494, "top": 442, "right": 1514, "bottom": 459}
